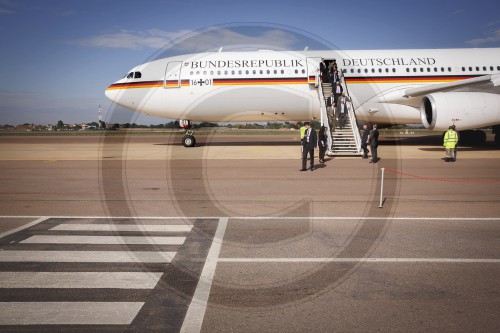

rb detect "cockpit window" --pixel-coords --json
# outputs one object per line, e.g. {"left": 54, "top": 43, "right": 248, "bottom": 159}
{"left": 126, "top": 72, "right": 134, "bottom": 79}
{"left": 134, "top": 72, "right": 142, "bottom": 79}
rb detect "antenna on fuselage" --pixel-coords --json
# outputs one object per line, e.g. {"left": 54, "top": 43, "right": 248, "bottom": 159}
{"left": 304, "top": 46, "right": 309, "bottom": 51}
{"left": 218, "top": 46, "right": 223, "bottom": 52}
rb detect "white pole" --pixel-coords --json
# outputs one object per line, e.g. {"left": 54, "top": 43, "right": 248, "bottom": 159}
{"left": 379, "top": 168, "right": 385, "bottom": 208}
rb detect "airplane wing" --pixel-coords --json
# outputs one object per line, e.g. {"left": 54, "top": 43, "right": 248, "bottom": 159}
{"left": 404, "top": 73, "right": 500, "bottom": 98}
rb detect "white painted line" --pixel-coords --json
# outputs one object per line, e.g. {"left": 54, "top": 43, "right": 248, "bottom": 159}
{"left": 218, "top": 258, "right": 500, "bottom": 263}
{"left": 0, "top": 217, "right": 49, "bottom": 239}
{"left": 0, "top": 302, "right": 144, "bottom": 325}
{"left": 0, "top": 251, "right": 176, "bottom": 263}
{"left": 180, "top": 217, "right": 228, "bottom": 333}
{"left": 0, "top": 272, "right": 163, "bottom": 289}
{"left": 2, "top": 216, "right": 500, "bottom": 221}
{"left": 50, "top": 224, "right": 193, "bottom": 232}
{"left": 21, "top": 235, "right": 186, "bottom": 245}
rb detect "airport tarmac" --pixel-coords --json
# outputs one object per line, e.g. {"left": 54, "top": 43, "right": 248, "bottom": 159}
{"left": 0, "top": 133, "right": 499, "bottom": 332}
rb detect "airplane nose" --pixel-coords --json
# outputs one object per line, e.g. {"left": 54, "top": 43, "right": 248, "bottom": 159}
{"left": 105, "top": 84, "right": 118, "bottom": 103}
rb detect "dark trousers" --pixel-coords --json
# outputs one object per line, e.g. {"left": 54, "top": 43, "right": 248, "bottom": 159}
{"left": 302, "top": 146, "right": 314, "bottom": 170}
{"left": 338, "top": 113, "right": 346, "bottom": 129}
{"left": 370, "top": 145, "right": 378, "bottom": 162}
{"left": 319, "top": 145, "right": 326, "bottom": 162}
{"left": 361, "top": 144, "right": 369, "bottom": 158}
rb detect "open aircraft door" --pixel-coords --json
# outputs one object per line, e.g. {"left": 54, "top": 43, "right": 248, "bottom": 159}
{"left": 306, "top": 57, "right": 322, "bottom": 87}
{"left": 164, "top": 61, "right": 182, "bottom": 88}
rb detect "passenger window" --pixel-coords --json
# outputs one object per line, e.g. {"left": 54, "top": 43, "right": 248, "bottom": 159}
{"left": 413, "top": 68, "right": 417, "bottom": 72}
{"left": 420, "top": 68, "right": 424, "bottom": 72}
{"left": 497, "top": 66, "right": 500, "bottom": 70}
{"left": 378, "top": 68, "right": 382, "bottom": 73}
{"left": 469, "top": 67, "right": 473, "bottom": 71}
{"left": 126, "top": 72, "right": 134, "bottom": 79}
{"left": 434, "top": 68, "right": 438, "bottom": 72}
{"left": 392, "top": 68, "right": 396, "bottom": 73}
{"left": 357, "top": 69, "right": 361, "bottom": 73}
{"left": 302, "top": 69, "right": 305, "bottom": 74}
{"left": 224, "top": 70, "right": 228, "bottom": 75}
{"left": 238, "top": 70, "right": 242, "bottom": 75}
{"left": 462, "top": 67, "right": 465, "bottom": 71}
{"left": 406, "top": 68, "right": 410, "bottom": 72}
{"left": 476, "top": 67, "right": 479, "bottom": 71}
{"left": 196, "top": 71, "right": 200, "bottom": 75}
{"left": 294, "top": 69, "right": 298, "bottom": 74}
{"left": 385, "top": 68, "right": 389, "bottom": 73}
{"left": 364, "top": 69, "right": 368, "bottom": 73}
{"left": 490, "top": 66, "right": 494, "bottom": 71}
{"left": 203, "top": 71, "right": 207, "bottom": 75}
{"left": 259, "top": 70, "right": 263, "bottom": 74}
{"left": 281, "top": 70, "right": 284, "bottom": 74}
{"left": 217, "top": 71, "right": 221, "bottom": 75}
{"left": 190, "top": 71, "right": 193, "bottom": 75}
{"left": 246, "top": 70, "right": 249, "bottom": 74}
{"left": 427, "top": 68, "right": 431, "bottom": 72}
{"left": 253, "top": 70, "right": 257, "bottom": 74}
{"left": 231, "top": 70, "right": 235, "bottom": 75}
{"left": 441, "top": 67, "right": 445, "bottom": 72}
{"left": 210, "top": 71, "right": 214, "bottom": 75}
{"left": 483, "top": 66, "right": 486, "bottom": 71}
{"left": 448, "top": 67, "right": 452, "bottom": 72}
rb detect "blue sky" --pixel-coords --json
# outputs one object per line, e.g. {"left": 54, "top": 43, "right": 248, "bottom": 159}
{"left": 0, "top": 0, "right": 499, "bottom": 125}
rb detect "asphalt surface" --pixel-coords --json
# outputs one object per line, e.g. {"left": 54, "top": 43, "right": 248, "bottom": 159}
{"left": 0, "top": 134, "right": 499, "bottom": 332}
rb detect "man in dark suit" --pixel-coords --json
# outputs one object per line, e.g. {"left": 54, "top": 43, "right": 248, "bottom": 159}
{"left": 368, "top": 124, "right": 379, "bottom": 163}
{"left": 301, "top": 122, "right": 317, "bottom": 171}
{"left": 333, "top": 80, "right": 343, "bottom": 104}
{"left": 326, "top": 93, "right": 336, "bottom": 129}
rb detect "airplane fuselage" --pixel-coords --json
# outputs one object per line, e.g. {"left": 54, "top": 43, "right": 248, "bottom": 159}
{"left": 106, "top": 48, "right": 500, "bottom": 131}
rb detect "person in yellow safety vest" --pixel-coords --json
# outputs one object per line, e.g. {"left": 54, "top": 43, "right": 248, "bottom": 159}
{"left": 300, "top": 123, "right": 307, "bottom": 159}
{"left": 443, "top": 125, "right": 459, "bottom": 162}
{"left": 300, "top": 124, "right": 307, "bottom": 142}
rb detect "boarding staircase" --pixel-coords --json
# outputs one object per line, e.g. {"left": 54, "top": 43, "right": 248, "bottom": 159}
{"left": 316, "top": 72, "right": 362, "bottom": 156}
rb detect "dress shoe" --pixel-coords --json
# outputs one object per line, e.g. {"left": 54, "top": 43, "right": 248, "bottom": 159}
{"left": 300, "top": 169, "right": 307, "bottom": 171}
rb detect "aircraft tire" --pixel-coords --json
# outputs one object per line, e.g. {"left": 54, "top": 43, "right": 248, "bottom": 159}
{"left": 182, "top": 135, "right": 196, "bottom": 147}
{"left": 494, "top": 134, "right": 500, "bottom": 146}
{"left": 472, "top": 130, "right": 487, "bottom": 145}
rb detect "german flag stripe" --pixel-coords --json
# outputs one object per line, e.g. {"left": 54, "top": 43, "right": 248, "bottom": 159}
{"left": 213, "top": 77, "right": 307, "bottom": 86}
{"left": 345, "top": 75, "right": 478, "bottom": 84}
{"left": 106, "top": 80, "right": 189, "bottom": 90}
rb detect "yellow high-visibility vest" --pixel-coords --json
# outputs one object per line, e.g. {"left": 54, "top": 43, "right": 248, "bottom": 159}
{"left": 443, "top": 130, "right": 458, "bottom": 148}
{"left": 300, "top": 126, "right": 307, "bottom": 139}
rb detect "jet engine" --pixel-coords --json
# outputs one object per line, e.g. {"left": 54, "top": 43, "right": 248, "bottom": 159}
{"left": 420, "top": 92, "right": 500, "bottom": 131}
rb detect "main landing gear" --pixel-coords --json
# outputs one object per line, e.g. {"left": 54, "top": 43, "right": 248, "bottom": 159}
{"left": 182, "top": 130, "right": 196, "bottom": 147}
{"left": 179, "top": 119, "right": 196, "bottom": 147}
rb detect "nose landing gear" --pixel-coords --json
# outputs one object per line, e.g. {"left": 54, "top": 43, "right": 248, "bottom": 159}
{"left": 182, "top": 130, "right": 196, "bottom": 147}
{"left": 179, "top": 119, "right": 196, "bottom": 147}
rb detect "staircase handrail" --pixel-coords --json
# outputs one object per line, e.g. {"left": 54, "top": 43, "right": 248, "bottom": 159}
{"left": 339, "top": 70, "right": 362, "bottom": 153}
{"left": 316, "top": 79, "right": 333, "bottom": 151}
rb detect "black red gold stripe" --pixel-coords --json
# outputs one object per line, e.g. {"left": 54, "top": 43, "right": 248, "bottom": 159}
{"left": 213, "top": 77, "right": 308, "bottom": 86}
{"left": 345, "top": 75, "right": 478, "bottom": 84}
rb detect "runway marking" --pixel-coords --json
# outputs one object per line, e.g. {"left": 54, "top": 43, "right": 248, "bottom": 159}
{"left": 0, "top": 272, "right": 163, "bottom": 289}
{"left": 2, "top": 215, "right": 500, "bottom": 221}
{"left": 0, "top": 302, "right": 144, "bottom": 325}
{"left": 0, "top": 250, "right": 176, "bottom": 263}
{"left": 0, "top": 217, "right": 48, "bottom": 239}
{"left": 180, "top": 217, "right": 228, "bottom": 333}
{"left": 218, "top": 258, "right": 500, "bottom": 263}
{"left": 50, "top": 224, "right": 193, "bottom": 232}
{"left": 21, "top": 235, "right": 186, "bottom": 245}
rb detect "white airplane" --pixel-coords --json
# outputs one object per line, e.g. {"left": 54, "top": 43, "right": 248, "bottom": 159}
{"left": 105, "top": 48, "right": 500, "bottom": 147}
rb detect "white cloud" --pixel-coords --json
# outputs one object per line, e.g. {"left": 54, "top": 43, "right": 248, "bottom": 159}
{"left": 70, "top": 29, "right": 193, "bottom": 50}
{"left": 466, "top": 28, "right": 500, "bottom": 46}
{"left": 70, "top": 28, "right": 298, "bottom": 52}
